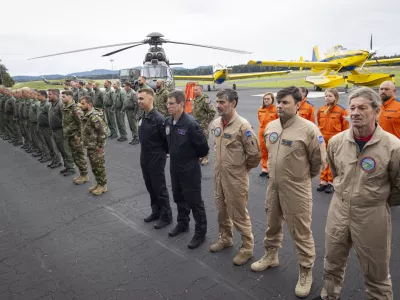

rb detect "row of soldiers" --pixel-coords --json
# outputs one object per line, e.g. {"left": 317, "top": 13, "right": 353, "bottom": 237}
{"left": 64, "top": 77, "right": 217, "bottom": 164}
{"left": 0, "top": 87, "right": 108, "bottom": 195}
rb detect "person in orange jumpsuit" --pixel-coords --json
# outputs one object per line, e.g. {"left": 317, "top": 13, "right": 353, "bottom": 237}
{"left": 378, "top": 80, "right": 400, "bottom": 139}
{"left": 257, "top": 92, "right": 278, "bottom": 177}
{"left": 299, "top": 87, "right": 316, "bottom": 123}
{"left": 316, "top": 88, "right": 349, "bottom": 193}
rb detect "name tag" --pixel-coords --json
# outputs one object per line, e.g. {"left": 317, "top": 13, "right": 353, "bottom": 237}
{"left": 178, "top": 128, "right": 186, "bottom": 135}
{"left": 281, "top": 139, "right": 292, "bottom": 147}
{"left": 223, "top": 133, "right": 232, "bottom": 139}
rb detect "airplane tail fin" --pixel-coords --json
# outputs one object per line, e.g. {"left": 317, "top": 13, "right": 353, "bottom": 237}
{"left": 299, "top": 56, "right": 304, "bottom": 71}
{"left": 312, "top": 46, "right": 320, "bottom": 61}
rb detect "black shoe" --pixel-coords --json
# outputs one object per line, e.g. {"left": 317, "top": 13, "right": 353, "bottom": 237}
{"left": 63, "top": 169, "right": 76, "bottom": 176}
{"left": 40, "top": 157, "right": 52, "bottom": 163}
{"left": 317, "top": 184, "right": 328, "bottom": 192}
{"left": 60, "top": 168, "right": 68, "bottom": 174}
{"left": 325, "top": 184, "right": 334, "bottom": 194}
{"left": 110, "top": 135, "right": 118, "bottom": 139}
{"left": 154, "top": 219, "right": 172, "bottom": 229}
{"left": 144, "top": 214, "right": 159, "bottom": 223}
{"left": 188, "top": 235, "right": 205, "bottom": 249}
{"left": 47, "top": 162, "right": 55, "bottom": 167}
{"left": 13, "top": 141, "right": 23, "bottom": 146}
{"left": 50, "top": 162, "right": 62, "bottom": 169}
{"left": 168, "top": 225, "right": 189, "bottom": 237}
{"left": 32, "top": 152, "right": 42, "bottom": 157}
{"left": 131, "top": 139, "right": 139, "bottom": 145}
{"left": 117, "top": 137, "right": 128, "bottom": 142}
{"left": 259, "top": 171, "right": 269, "bottom": 177}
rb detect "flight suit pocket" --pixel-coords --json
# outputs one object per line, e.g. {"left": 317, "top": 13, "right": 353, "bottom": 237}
{"left": 382, "top": 111, "right": 400, "bottom": 120}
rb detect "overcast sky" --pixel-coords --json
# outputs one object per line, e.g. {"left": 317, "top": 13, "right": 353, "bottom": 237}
{"left": 1, "top": 0, "right": 399, "bottom": 76}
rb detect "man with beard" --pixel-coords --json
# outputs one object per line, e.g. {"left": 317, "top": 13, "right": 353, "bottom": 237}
{"left": 378, "top": 80, "right": 400, "bottom": 138}
{"left": 154, "top": 79, "right": 169, "bottom": 117}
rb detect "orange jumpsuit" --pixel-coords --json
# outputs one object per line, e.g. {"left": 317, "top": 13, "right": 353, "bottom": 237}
{"left": 317, "top": 104, "right": 349, "bottom": 184}
{"left": 258, "top": 105, "right": 278, "bottom": 171}
{"left": 378, "top": 97, "right": 400, "bottom": 139}
{"left": 298, "top": 98, "right": 316, "bottom": 123}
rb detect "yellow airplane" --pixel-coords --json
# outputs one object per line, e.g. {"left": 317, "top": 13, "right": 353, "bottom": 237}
{"left": 248, "top": 36, "right": 400, "bottom": 91}
{"left": 174, "top": 63, "right": 291, "bottom": 91}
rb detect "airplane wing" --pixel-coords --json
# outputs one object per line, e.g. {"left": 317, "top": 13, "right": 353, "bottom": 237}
{"left": 227, "top": 70, "right": 291, "bottom": 80}
{"left": 173, "top": 75, "right": 214, "bottom": 82}
{"left": 247, "top": 60, "right": 340, "bottom": 68}
{"left": 363, "top": 58, "right": 400, "bottom": 66}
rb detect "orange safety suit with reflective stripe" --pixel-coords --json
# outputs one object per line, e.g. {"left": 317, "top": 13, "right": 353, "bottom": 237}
{"left": 317, "top": 104, "right": 349, "bottom": 183}
{"left": 320, "top": 126, "right": 400, "bottom": 300}
{"left": 258, "top": 105, "right": 278, "bottom": 171}
{"left": 378, "top": 97, "right": 400, "bottom": 139}
{"left": 298, "top": 98, "right": 316, "bottom": 123}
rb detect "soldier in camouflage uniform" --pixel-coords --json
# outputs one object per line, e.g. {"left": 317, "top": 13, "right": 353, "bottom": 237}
{"left": 191, "top": 84, "right": 216, "bottom": 165}
{"left": 123, "top": 81, "right": 139, "bottom": 145}
{"left": 103, "top": 80, "right": 118, "bottom": 138}
{"left": 61, "top": 90, "right": 88, "bottom": 184}
{"left": 154, "top": 79, "right": 169, "bottom": 117}
{"left": 12, "top": 91, "right": 23, "bottom": 146}
{"left": 80, "top": 96, "right": 108, "bottom": 195}
{"left": 112, "top": 81, "right": 127, "bottom": 142}
{"left": 85, "top": 82, "right": 95, "bottom": 99}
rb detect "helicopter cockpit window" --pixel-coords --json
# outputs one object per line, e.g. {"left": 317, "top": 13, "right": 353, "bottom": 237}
{"left": 142, "top": 65, "right": 168, "bottom": 78}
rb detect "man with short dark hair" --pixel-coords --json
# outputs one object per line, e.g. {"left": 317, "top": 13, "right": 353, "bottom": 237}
{"left": 103, "top": 80, "right": 118, "bottom": 139}
{"left": 313, "top": 87, "right": 399, "bottom": 300}
{"left": 165, "top": 90, "right": 209, "bottom": 249}
{"left": 80, "top": 96, "right": 108, "bottom": 195}
{"left": 123, "top": 81, "right": 139, "bottom": 145}
{"left": 112, "top": 81, "right": 128, "bottom": 142}
{"left": 85, "top": 82, "right": 95, "bottom": 99}
{"left": 138, "top": 88, "right": 172, "bottom": 228}
{"left": 48, "top": 89, "right": 76, "bottom": 176}
{"left": 209, "top": 88, "right": 260, "bottom": 266}
{"left": 62, "top": 90, "right": 88, "bottom": 184}
{"left": 252, "top": 86, "right": 326, "bottom": 298}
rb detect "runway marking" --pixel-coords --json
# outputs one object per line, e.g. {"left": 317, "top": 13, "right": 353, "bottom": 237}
{"left": 252, "top": 91, "right": 345, "bottom": 99}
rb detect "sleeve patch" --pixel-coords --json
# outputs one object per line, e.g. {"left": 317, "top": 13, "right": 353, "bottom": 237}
{"left": 245, "top": 130, "right": 252, "bottom": 138}
{"left": 318, "top": 135, "right": 324, "bottom": 144}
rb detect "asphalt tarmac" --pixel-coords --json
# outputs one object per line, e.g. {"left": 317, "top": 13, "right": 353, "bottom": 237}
{"left": 1, "top": 88, "right": 399, "bottom": 300}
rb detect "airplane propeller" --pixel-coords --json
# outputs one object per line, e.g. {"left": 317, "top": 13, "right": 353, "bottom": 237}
{"left": 360, "top": 34, "right": 380, "bottom": 69}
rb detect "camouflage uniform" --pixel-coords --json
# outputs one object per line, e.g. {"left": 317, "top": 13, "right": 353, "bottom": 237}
{"left": 113, "top": 88, "right": 127, "bottom": 139}
{"left": 154, "top": 87, "right": 169, "bottom": 117}
{"left": 82, "top": 108, "right": 107, "bottom": 187}
{"left": 62, "top": 101, "right": 88, "bottom": 176}
{"left": 191, "top": 93, "right": 216, "bottom": 163}
{"left": 123, "top": 88, "right": 139, "bottom": 143}
{"left": 103, "top": 87, "right": 117, "bottom": 137}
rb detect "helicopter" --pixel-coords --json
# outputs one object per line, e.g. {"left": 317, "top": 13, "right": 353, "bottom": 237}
{"left": 28, "top": 32, "right": 252, "bottom": 91}
{"left": 41, "top": 75, "right": 86, "bottom": 87}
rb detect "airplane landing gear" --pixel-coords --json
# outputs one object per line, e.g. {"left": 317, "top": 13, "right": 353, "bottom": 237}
{"left": 344, "top": 84, "right": 349, "bottom": 93}
{"left": 233, "top": 83, "right": 236, "bottom": 90}
{"left": 207, "top": 84, "right": 211, "bottom": 92}
{"left": 314, "top": 86, "right": 322, "bottom": 92}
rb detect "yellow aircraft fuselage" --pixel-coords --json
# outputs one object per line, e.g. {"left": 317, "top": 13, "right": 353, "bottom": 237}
{"left": 213, "top": 68, "right": 228, "bottom": 84}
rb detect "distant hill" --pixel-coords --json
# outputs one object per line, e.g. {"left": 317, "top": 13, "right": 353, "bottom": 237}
{"left": 13, "top": 69, "right": 120, "bottom": 82}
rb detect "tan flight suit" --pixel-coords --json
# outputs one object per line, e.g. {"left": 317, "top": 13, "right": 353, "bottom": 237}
{"left": 320, "top": 125, "right": 400, "bottom": 300}
{"left": 264, "top": 114, "right": 326, "bottom": 267}
{"left": 211, "top": 112, "right": 261, "bottom": 251}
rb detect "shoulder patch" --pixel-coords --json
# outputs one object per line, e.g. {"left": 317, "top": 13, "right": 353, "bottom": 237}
{"left": 306, "top": 100, "right": 315, "bottom": 107}
{"left": 205, "top": 98, "right": 211, "bottom": 104}
{"left": 318, "top": 135, "right": 324, "bottom": 144}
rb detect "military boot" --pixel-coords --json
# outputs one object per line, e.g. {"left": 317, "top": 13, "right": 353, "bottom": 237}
{"left": 251, "top": 247, "right": 279, "bottom": 272}
{"left": 92, "top": 184, "right": 107, "bottom": 196}
{"left": 209, "top": 238, "right": 233, "bottom": 253}
{"left": 74, "top": 175, "right": 89, "bottom": 185}
{"left": 200, "top": 157, "right": 209, "bottom": 166}
{"left": 233, "top": 248, "right": 253, "bottom": 266}
{"left": 295, "top": 265, "right": 313, "bottom": 298}
{"left": 89, "top": 183, "right": 98, "bottom": 192}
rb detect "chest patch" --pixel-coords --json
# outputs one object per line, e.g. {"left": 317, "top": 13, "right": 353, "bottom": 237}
{"left": 223, "top": 133, "right": 232, "bottom": 139}
{"left": 360, "top": 157, "right": 376, "bottom": 172}
{"left": 269, "top": 132, "right": 279, "bottom": 143}
{"left": 178, "top": 128, "right": 186, "bottom": 135}
{"left": 214, "top": 127, "right": 221, "bottom": 137}
{"left": 281, "top": 139, "right": 292, "bottom": 147}
{"left": 165, "top": 125, "right": 170, "bottom": 135}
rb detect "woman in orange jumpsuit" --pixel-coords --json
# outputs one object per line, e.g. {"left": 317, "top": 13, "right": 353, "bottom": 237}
{"left": 316, "top": 88, "right": 349, "bottom": 193}
{"left": 258, "top": 92, "right": 278, "bottom": 177}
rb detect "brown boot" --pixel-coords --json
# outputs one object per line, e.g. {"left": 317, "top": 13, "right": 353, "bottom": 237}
{"left": 233, "top": 248, "right": 253, "bottom": 266}
{"left": 209, "top": 238, "right": 233, "bottom": 253}
{"left": 74, "top": 175, "right": 89, "bottom": 185}
{"left": 89, "top": 183, "right": 98, "bottom": 192}
{"left": 92, "top": 184, "right": 107, "bottom": 196}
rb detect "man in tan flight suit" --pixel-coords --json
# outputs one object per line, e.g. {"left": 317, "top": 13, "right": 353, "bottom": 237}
{"left": 313, "top": 87, "right": 400, "bottom": 300}
{"left": 209, "top": 88, "right": 260, "bottom": 266}
{"left": 251, "top": 86, "right": 326, "bottom": 298}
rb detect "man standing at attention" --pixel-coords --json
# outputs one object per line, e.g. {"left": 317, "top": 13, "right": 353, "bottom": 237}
{"left": 123, "top": 81, "right": 139, "bottom": 145}
{"left": 103, "top": 80, "right": 118, "bottom": 139}
{"left": 378, "top": 80, "right": 400, "bottom": 138}
{"left": 191, "top": 84, "right": 216, "bottom": 166}
{"left": 154, "top": 79, "right": 169, "bottom": 117}
{"left": 209, "top": 89, "right": 260, "bottom": 266}
{"left": 112, "top": 81, "right": 128, "bottom": 142}
{"left": 80, "top": 96, "right": 108, "bottom": 196}
{"left": 251, "top": 86, "right": 326, "bottom": 298}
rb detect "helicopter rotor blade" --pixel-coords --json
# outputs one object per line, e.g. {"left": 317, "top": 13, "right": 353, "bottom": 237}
{"left": 102, "top": 43, "right": 145, "bottom": 57}
{"left": 164, "top": 40, "right": 252, "bottom": 54}
{"left": 370, "top": 34, "right": 373, "bottom": 51}
{"left": 28, "top": 41, "right": 145, "bottom": 60}
{"left": 169, "top": 63, "right": 183, "bottom": 65}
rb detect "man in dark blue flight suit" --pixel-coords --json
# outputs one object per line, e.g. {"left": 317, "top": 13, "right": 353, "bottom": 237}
{"left": 165, "top": 90, "right": 209, "bottom": 249}
{"left": 138, "top": 88, "right": 173, "bottom": 229}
